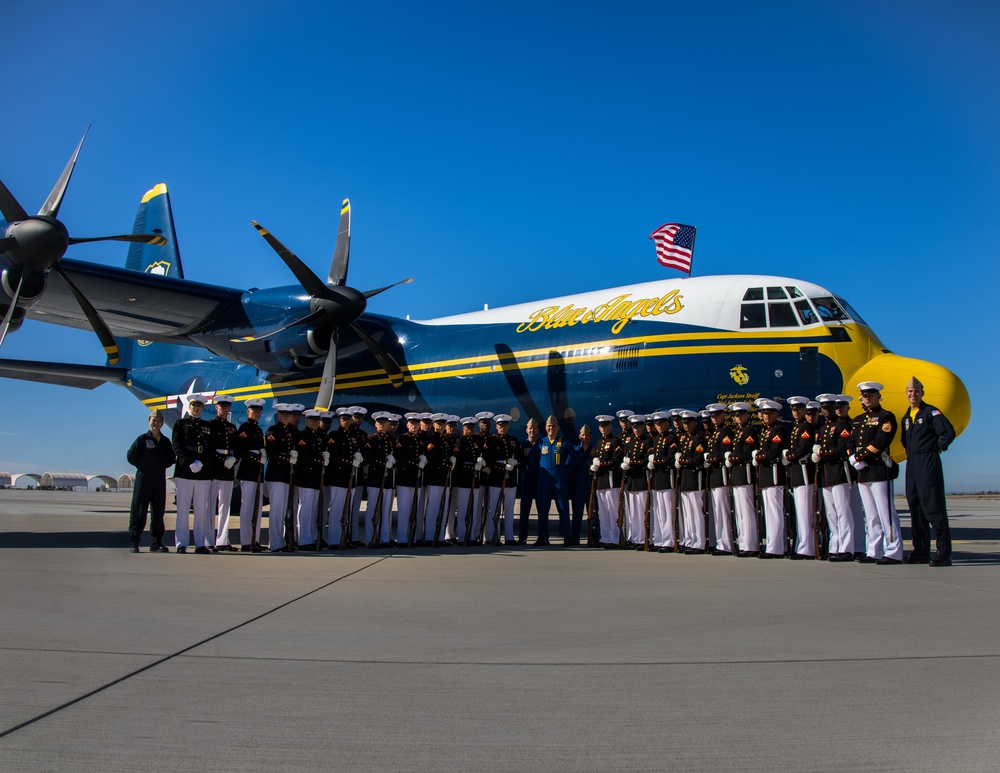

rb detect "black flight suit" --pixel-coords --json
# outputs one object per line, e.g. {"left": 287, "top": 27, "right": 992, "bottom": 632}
{"left": 126, "top": 430, "right": 176, "bottom": 547}
{"left": 901, "top": 402, "right": 956, "bottom": 560}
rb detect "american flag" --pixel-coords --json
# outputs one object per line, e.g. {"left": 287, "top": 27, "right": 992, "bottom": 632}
{"left": 649, "top": 223, "right": 697, "bottom": 274}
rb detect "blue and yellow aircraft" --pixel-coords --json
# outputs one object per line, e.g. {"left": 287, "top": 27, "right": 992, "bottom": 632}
{"left": 0, "top": 136, "right": 971, "bottom": 460}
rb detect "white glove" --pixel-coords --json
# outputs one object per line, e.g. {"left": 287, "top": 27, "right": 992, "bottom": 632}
{"left": 189, "top": 460, "right": 203, "bottom": 474}
{"left": 881, "top": 452, "right": 894, "bottom": 467}
{"left": 751, "top": 455, "right": 758, "bottom": 467}
{"left": 322, "top": 451, "right": 330, "bottom": 466}
{"left": 224, "top": 456, "right": 236, "bottom": 470}
{"left": 703, "top": 456, "right": 711, "bottom": 468}
{"left": 848, "top": 453, "right": 857, "bottom": 466}
{"left": 781, "top": 450, "right": 792, "bottom": 466}
{"left": 507, "top": 457, "right": 518, "bottom": 468}
{"left": 852, "top": 459, "right": 868, "bottom": 471}
{"left": 812, "top": 444, "right": 821, "bottom": 456}
{"left": 621, "top": 460, "right": 630, "bottom": 471}
{"left": 674, "top": 452, "right": 682, "bottom": 469}
{"left": 475, "top": 456, "right": 486, "bottom": 471}
{"left": 589, "top": 459, "right": 600, "bottom": 473}
{"left": 352, "top": 451, "right": 363, "bottom": 468}
{"left": 449, "top": 455, "right": 457, "bottom": 470}
{"left": 505, "top": 461, "right": 514, "bottom": 471}
{"left": 623, "top": 456, "right": 631, "bottom": 465}
{"left": 724, "top": 451, "right": 733, "bottom": 469}
{"left": 647, "top": 454, "right": 655, "bottom": 471}
{"left": 811, "top": 450, "right": 821, "bottom": 464}
{"left": 418, "top": 454, "right": 427, "bottom": 469}
{"left": 260, "top": 449, "right": 267, "bottom": 464}
{"left": 215, "top": 448, "right": 227, "bottom": 455}
{"left": 289, "top": 450, "right": 298, "bottom": 465}
{"left": 385, "top": 454, "right": 395, "bottom": 470}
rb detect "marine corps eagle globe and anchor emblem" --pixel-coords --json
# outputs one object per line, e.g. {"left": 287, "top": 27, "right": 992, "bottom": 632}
{"left": 729, "top": 365, "right": 749, "bottom": 385}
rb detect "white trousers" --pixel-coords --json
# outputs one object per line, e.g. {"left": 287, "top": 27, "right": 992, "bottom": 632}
{"left": 267, "top": 482, "right": 290, "bottom": 551}
{"left": 732, "top": 485, "right": 758, "bottom": 552}
{"left": 822, "top": 483, "right": 853, "bottom": 555}
{"left": 710, "top": 486, "right": 733, "bottom": 553}
{"left": 597, "top": 488, "right": 621, "bottom": 545}
{"left": 239, "top": 479, "right": 264, "bottom": 546}
{"left": 850, "top": 482, "right": 865, "bottom": 553}
{"left": 175, "top": 478, "right": 212, "bottom": 548}
{"left": 485, "top": 485, "right": 516, "bottom": 542}
{"left": 395, "top": 486, "right": 422, "bottom": 543}
{"left": 417, "top": 486, "right": 448, "bottom": 543}
{"left": 296, "top": 487, "right": 320, "bottom": 546}
{"left": 791, "top": 484, "right": 816, "bottom": 556}
{"left": 680, "top": 490, "right": 705, "bottom": 550}
{"left": 453, "top": 487, "right": 484, "bottom": 543}
{"left": 761, "top": 486, "right": 785, "bottom": 555}
{"left": 650, "top": 488, "right": 676, "bottom": 548}
{"left": 859, "top": 480, "right": 903, "bottom": 560}
{"left": 211, "top": 479, "right": 234, "bottom": 546}
{"left": 324, "top": 486, "right": 350, "bottom": 545}
{"left": 626, "top": 490, "right": 648, "bottom": 546}
{"left": 366, "top": 485, "right": 395, "bottom": 545}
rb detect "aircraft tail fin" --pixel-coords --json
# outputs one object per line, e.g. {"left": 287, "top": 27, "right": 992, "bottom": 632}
{"left": 125, "top": 183, "right": 185, "bottom": 279}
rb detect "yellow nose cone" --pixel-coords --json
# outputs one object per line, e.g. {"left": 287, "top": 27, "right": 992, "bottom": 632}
{"left": 846, "top": 353, "right": 971, "bottom": 462}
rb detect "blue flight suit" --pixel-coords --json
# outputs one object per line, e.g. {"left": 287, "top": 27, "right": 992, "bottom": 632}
{"left": 533, "top": 434, "right": 570, "bottom": 541}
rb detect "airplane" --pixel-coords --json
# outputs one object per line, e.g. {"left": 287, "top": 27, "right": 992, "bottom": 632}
{"left": 0, "top": 135, "right": 972, "bottom": 462}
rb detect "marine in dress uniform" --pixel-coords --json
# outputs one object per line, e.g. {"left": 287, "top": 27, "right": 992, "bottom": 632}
{"left": 209, "top": 394, "right": 240, "bottom": 551}
{"left": 484, "top": 414, "right": 525, "bottom": 544}
{"left": 621, "top": 415, "right": 652, "bottom": 548}
{"left": 364, "top": 412, "right": 396, "bottom": 546}
{"left": 753, "top": 400, "right": 787, "bottom": 558}
{"left": 347, "top": 406, "right": 369, "bottom": 544}
{"left": 853, "top": 382, "right": 903, "bottom": 564}
{"left": 727, "top": 403, "right": 759, "bottom": 556}
{"left": 783, "top": 396, "right": 817, "bottom": 558}
{"left": 648, "top": 412, "right": 679, "bottom": 551}
{"left": 126, "top": 410, "right": 176, "bottom": 552}
{"left": 420, "top": 414, "right": 453, "bottom": 544}
{"left": 324, "top": 408, "right": 363, "bottom": 548}
{"left": 452, "top": 417, "right": 485, "bottom": 544}
{"left": 172, "top": 394, "right": 214, "bottom": 553}
{"left": 293, "top": 409, "right": 328, "bottom": 549}
{"left": 703, "top": 403, "right": 734, "bottom": 556}
{"left": 393, "top": 413, "right": 425, "bottom": 547}
{"left": 592, "top": 416, "right": 624, "bottom": 547}
{"left": 677, "top": 411, "right": 707, "bottom": 553}
{"left": 264, "top": 404, "right": 298, "bottom": 551}
{"left": 532, "top": 415, "right": 571, "bottom": 545}
{"left": 901, "top": 377, "right": 957, "bottom": 566}
{"left": 814, "top": 394, "right": 854, "bottom": 561}
{"left": 235, "top": 398, "right": 267, "bottom": 551}
{"left": 839, "top": 395, "right": 867, "bottom": 558}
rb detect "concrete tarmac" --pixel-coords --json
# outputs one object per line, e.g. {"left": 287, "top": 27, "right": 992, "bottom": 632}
{"left": 2, "top": 490, "right": 1000, "bottom": 771}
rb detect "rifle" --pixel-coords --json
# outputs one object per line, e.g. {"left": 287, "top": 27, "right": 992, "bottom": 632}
{"left": 406, "top": 467, "right": 424, "bottom": 548}
{"left": 644, "top": 468, "right": 652, "bottom": 551}
{"left": 586, "top": 473, "right": 597, "bottom": 547}
{"left": 433, "top": 467, "right": 453, "bottom": 548}
{"left": 477, "top": 462, "right": 492, "bottom": 545}
{"left": 368, "top": 460, "right": 390, "bottom": 549}
{"left": 284, "top": 459, "right": 297, "bottom": 552}
{"left": 339, "top": 463, "right": 357, "bottom": 550}
{"left": 490, "top": 466, "right": 511, "bottom": 546}
{"left": 463, "top": 465, "right": 481, "bottom": 547}
{"left": 672, "top": 464, "right": 681, "bottom": 553}
{"left": 812, "top": 462, "right": 823, "bottom": 558}
{"left": 616, "top": 470, "right": 627, "bottom": 548}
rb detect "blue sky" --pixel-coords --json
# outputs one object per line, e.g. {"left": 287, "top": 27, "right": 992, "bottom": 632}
{"left": 1, "top": 1, "right": 996, "bottom": 490}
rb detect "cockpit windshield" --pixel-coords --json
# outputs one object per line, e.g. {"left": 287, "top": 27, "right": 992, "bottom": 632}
{"left": 811, "top": 296, "right": 851, "bottom": 323}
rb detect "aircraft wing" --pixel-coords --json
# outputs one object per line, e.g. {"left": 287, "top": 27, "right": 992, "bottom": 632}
{"left": 0, "top": 358, "right": 128, "bottom": 390}
{"left": 24, "top": 258, "right": 246, "bottom": 342}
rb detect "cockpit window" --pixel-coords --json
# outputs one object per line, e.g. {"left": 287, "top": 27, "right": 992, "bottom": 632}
{"left": 786, "top": 286, "right": 803, "bottom": 298}
{"left": 767, "top": 286, "right": 787, "bottom": 300}
{"left": 768, "top": 302, "right": 799, "bottom": 327}
{"left": 812, "top": 296, "right": 851, "bottom": 322}
{"left": 795, "top": 299, "right": 818, "bottom": 325}
{"left": 743, "top": 288, "right": 764, "bottom": 301}
{"left": 740, "top": 303, "right": 766, "bottom": 328}
{"left": 835, "top": 296, "right": 866, "bottom": 325}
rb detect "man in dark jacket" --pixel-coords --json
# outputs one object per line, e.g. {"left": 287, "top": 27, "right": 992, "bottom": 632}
{"left": 126, "top": 410, "right": 176, "bottom": 552}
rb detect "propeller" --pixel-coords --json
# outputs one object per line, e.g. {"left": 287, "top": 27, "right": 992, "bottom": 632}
{"left": 244, "top": 199, "right": 412, "bottom": 410}
{"left": 0, "top": 127, "right": 166, "bottom": 363}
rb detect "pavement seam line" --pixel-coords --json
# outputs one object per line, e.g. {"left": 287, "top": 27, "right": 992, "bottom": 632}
{"left": 0, "top": 555, "right": 392, "bottom": 741}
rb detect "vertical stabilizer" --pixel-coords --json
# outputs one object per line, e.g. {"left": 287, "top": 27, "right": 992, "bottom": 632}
{"left": 126, "top": 183, "right": 185, "bottom": 278}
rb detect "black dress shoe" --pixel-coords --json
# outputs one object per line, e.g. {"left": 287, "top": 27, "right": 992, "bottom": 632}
{"left": 787, "top": 553, "right": 805, "bottom": 560}
{"left": 149, "top": 542, "right": 169, "bottom": 553}
{"left": 906, "top": 553, "right": 931, "bottom": 564}
{"left": 130, "top": 544, "right": 141, "bottom": 553}
{"left": 875, "top": 557, "right": 901, "bottom": 565}
{"left": 533, "top": 538, "right": 550, "bottom": 546}
{"left": 223, "top": 545, "right": 239, "bottom": 552}
{"left": 252, "top": 545, "right": 264, "bottom": 553}
{"left": 857, "top": 555, "right": 877, "bottom": 563}
{"left": 711, "top": 549, "right": 733, "bottom": 556}
{"left": 240, "top": 545, "right": 252, "bottom": 552}
{"left": 758, "top": 552, "right": 782, "bottom": 559}
{"left": 209, "top": 546, "right": 219, "bottom": 553}
{"left": 176, "top": 546, "right": 187, "bottom": 553}
{"left": 298, "top": 543, "right": 317, "bottom": 551}
{"left": 929, "top": 557, "right": 953, "bottom": 567}
{"left": 194, "top": 546, "right": 211, "bottom": 554}
{"left": 684, "top": 548, "right": 706, "bottom": 555}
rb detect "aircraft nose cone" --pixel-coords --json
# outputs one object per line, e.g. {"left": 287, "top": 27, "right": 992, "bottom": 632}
{"left": 7, "top": 217, "right": 70, "bottom": 271}
{"left": 846, "top": 353, "right": 971, "bottom": 461}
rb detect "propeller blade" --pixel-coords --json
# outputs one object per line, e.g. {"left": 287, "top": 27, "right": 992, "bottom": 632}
{"left": 314, "top": 329, "right": 339, "bottom": 411}
{"left": 251, "top": 221, "right": 330, "bottom": 298}
{"left": 39, "top": 125, "right": 90, "bottom": 218}
{"left": 229, "top": 309, "right": 325, "bottom": 343}
{"left": 350, "top": 321, "right": 404, "bottom": 388}
{"left": 328, "top": 198, "right": 351, "bottom": 287}
{"left": 69, "top": 233, "right": 167, "bottom": 246}
{"left": 52, "top": 263, "right": 120, "bottom": 365}
{"left": 363, "top": 276, "right": 414, "bottom": 300}
{"left": 0, "top": 178, "right": 29, "bottom": 223}
{"left": 0, "top": 273, "right": 26, "bottom": 350}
